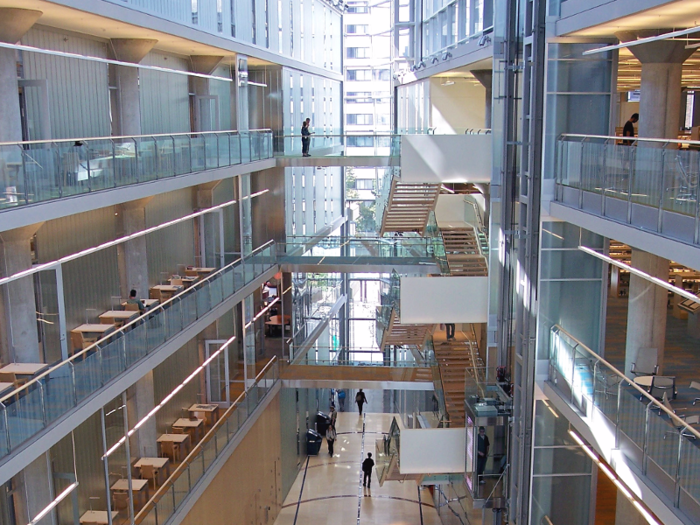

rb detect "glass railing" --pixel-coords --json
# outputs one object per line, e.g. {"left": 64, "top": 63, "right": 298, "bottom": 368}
{"left": 134, "top": 357, "right": 279, "bottom": 525}
{"left": 549, "top": 325, "right": 700, "bottom": 517}
{"left": 276, "top": 134, "right": 400, "bottom": 157}
{"left": 555, "top": 134, "right": 700, "bottom": 242}
{"left": 425, "top": 211, "right": 450, "bottom": 274}
{"left": 0, "top": 241, "right": 277, "bottom": 460}
{"left": 376, "top": 271, "right": 401, "bottom": 348}
{"left": 375, "top": 167, "right": 399, "bottom": 234}
{"left": 0, "top": 130, "right": 273, "bottom": 210}
{"left": 295, "top": 346, "right": 430, "bottom": 367}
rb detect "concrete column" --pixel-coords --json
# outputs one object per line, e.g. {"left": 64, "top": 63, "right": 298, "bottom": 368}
{"left": 616, "top": 32, "right": 695, "bottom": 140}
{"left": 110, "top": 39, "right": 158, "bottom": 137}
{"left": 624, "top": 249, "right": 668, "bottom": 376}
{"left": 0, "top": 223, "right": 44, "bottom": 363}
{"left": 116, "top": 198, "right": 152, "bottom": 299}
{"left": 126, "top": 372, "right": 158, "bottom": 457}
{"left": 190, "top": 55, "right": 225, "bottom": 132}
{"left": 471, "top": 69, "right": 493, "bottom": 129}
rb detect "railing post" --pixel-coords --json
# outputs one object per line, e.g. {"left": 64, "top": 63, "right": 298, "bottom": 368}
{"left": 578, "top": 139, "right": 585, "bottom": 209}
{"left": 69, "top": 361, "right": 78, "bottom": 407}
{"left": 675, "top": 433, "right": 684, "bottom": 508}
{"left": 172, "top": 136, "right": 177, "bottom": 177}
{"left": 695, "top": 148, "right": 700, "bottom": 244}
{"left": 615, "top": 376, "right": 622, "bottom": 449}
{"left": 111, "top": 140, "right": 117, "bottom": 187}
{"left": 642, "top": 402, "right": 650, "bottom": 475}
{"left": 627, "top": 146, "right": 635, "bottom": 224}
{"left": 657, "top": 144, "right": 668, "bottom": 233}
{"left": 1, "top": 402, "right": 10, "bottom": 454}
{"left": 601, "top": 142, "right": 608, "bottom": 217}
{"left": 154, "top": 137, "right": 160, "bottom": 180}
{"left": 134, "top": 139, "right": 140, "bottom": 183}
{"left": 570, "top": 344, "right": 577, "bottom": 405}
{"left": 21, "top": 147, "right": 29, "bottom": 204}
{"left": 189, "top": 135, "right": 194, "bottom": 173}
{"left": 86, "top": 142, "right": 92, "bottom": 192}
{"left": 38, "top": 380, "right": 48, "bottom": 426}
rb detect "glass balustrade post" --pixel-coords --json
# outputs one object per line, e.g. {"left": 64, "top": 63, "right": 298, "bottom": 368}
{"left": 642, "top": 402, "right": 651, "bottom": 475}
{"left": 133, "top": 138, "right": 140, "bottom": 183}
{"left": 658, "top": 144, "right": 669, "bottom": 233}
{"left": 578, "top": 138, "right": 586, "bottom": 208}
{"left": 189, "top": 135, "right": 193, "bottom": 173}
{"left": 601, "top": 142, "right": 608, "bottom": 216}
{"left": 86, "top": 142, "right": 92, "bottom": 192}
{"left": 69, "top": 361, "right": 77, "bottom": 407}
{"left": 172, "top": 136, "right": 177, "bottom": 177}
{"left": 228, "top": 133, "right": 232, "bottom": 166}
{"left": 153, "top": 137, "right": 160, "bottom": 180}
{"left": 238, "top": 134, "right": 242, "bottom": 164}
{"left": 675, "top": 434, "right": 684, "bottom": 507}
{"left": 570, "top": 344, "right": 576, "bottom": 405}
{"left": 20, "top": 146, "right": 29, "bottom": 204}
{"left": 627, "top": 146, "right": 636, "bottom": 224}
{"left": 695, "top": 148, "right": 700, "bottom": 244}
{"left": 111, "top": 140, "right": 117, "bottom": 188}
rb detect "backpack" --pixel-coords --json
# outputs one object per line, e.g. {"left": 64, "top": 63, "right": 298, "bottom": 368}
{"left": 338, "top": 390, "right": 346, "bottom": 399}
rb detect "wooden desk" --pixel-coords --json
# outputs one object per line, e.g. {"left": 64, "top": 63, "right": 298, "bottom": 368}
{"left": 265, "top": 315, "right": 291, "bottom": 336}
{"left": 0, "top": 382, "right": 14, "bottom": 396}
{"left": 80, "top": 510, "right": 119, "bottom": 524}
{"left": 70, "top": 324, "right": 115, "bottom": 351}
{"left": 0, "top": 363, "right": 49, "bottom": 384}
{"left": 169, "top": 276, "right": 198, "bottom": 289}
{"left": 157, "top": 433, "right": 190, "bottom": 463}
{"left": 121, "top": 298, "right": 160, "bottom": 312}
{"left": 185, "top": 267, "right": 215, "bottom": 277}
{"left": 111, "top": 478, "right": 150, "bottom": 509}
{"left": 134, "top": 457, "right": 170, "bottom": 487}
{"left": 149, "top": 285, "right": 183, "bottom": 301}
{"left": 172, "top": 418, "right": 204, "bottom": 442}
{"left": 188, "top": 404, "right": 220, "bottom": 426}
{"left": 99, "top": 310, "right": 137, "bottom": 328}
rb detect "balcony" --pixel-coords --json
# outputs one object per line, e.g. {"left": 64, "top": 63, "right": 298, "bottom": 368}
{"left": 548, "top": 325, "right": 700, "bottom": 524}
{"left": 554, "top": 135, "right": 700, "bottom": 251}
{"left": 0, "top": 130, "right": 273, "bottom": 211}
{"left": 0, "top": 242, "right": 277, "bottom": 465}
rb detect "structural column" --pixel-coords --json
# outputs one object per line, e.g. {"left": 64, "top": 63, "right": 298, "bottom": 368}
{"left": 0, "top": 223, "right": 44, "bottom": 364}
{"left": 471, "top": 69, "right": 493, "bottom": 129}
{"left": 110, "top": 38, "right": 158, "bottom": 136}
{"left": 615, "top": 33, "right": 693, "bottom": 377}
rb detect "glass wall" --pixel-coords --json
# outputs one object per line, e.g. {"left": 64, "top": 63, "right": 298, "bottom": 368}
{"left": 420, "top": 0, "right": 493, "bottom": 58}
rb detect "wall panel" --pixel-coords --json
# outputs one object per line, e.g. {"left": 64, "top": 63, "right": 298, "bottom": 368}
{"left": 139, "top": 52, "right": 191, "bottom": 135}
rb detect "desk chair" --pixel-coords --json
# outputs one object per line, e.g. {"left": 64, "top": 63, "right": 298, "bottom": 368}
{"left": 124, "top": 302, "right": 140, "bottom": 312}
{"left": 630, "top": 347, "right": 658, "bottom": 377}
{"left": 664, "top": 414, "right": 700, "bottom": 440}
{"left": 112, "top": 491, "right": 129, "bottom": 510}
{"left": 691, "top": 381, "right": 700, "bottom": 405}
{"left": 140, "top": 464, "right": 159, "bottom": 489}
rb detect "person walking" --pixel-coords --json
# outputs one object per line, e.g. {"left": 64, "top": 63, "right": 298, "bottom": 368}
{"left": 476, "top": 426, "right": 490, "bottom": 484}
{"left": 355, "top": 389, "right": 368, "bottom": 415}
{"left": 362, "top": 452, "right": 374, "bottom": 489}
{"left": 445, "top": 323, "right": 455, "bottom": 340}
{"left": 326, "top": 424, "right": 337, "bottom": 456}
{"left": 622, "top": 113, "right": 638, "bottom": 146}
{"left": 337, "top": 389, "right": 346, "bottom": 411}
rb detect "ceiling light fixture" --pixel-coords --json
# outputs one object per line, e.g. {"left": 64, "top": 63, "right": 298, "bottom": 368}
{"left": 583, "top": 25, "right": 700, "bottom": 56}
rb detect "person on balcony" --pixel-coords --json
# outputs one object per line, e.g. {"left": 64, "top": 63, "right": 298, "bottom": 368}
{"left": 622, "top": 113, "right": 638, "bottom": 146}
{"left": 301, "top": 118, "right": 313, "bottom": 157}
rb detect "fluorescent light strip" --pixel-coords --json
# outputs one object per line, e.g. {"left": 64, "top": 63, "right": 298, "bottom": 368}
{"left": 0, "top": 41, "right": 232, "bottom": 82}
{"left": 102, "top": 335, "right": 236, "bottom": 458}
{"left": 578, "top": 246, "right": 700, "bottom": 304}
{"left": 245, "top": 297, "right": 280, "bottom": 328}
{"left": 568, "top": 431, "right": 660, "bottom": 525}
{"left": 582, "top": 25, "right": 700, "bottom": 56}
{"left": 28, "top": 482, "right": 78, "bottom": 525}
{"left": 0, "top": 189, "right": 269, "bottom": 288}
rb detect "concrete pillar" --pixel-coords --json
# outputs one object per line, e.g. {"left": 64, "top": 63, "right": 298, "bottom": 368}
{"left": 624, "top": 249, "right": 668, "bottom": 376}
{"left": 126, "top": 372, "right": 158, "bottom": 457}
{"left": 616, "top": 32, "right": 695, "bottom": 140}
{"left": 471, "top": 69, "right": 493, "bottom": 129}
{"left": 116, "top": 198, "right": 152, "bottom": 299}
{"left": 0, "top": 223, "right": 44, "bottom": 363}
{"left": 110, "top": 39, "right": 158, "bottom": 137}
{"left": 190, "top": 55, "right": 225, "bottom": 132}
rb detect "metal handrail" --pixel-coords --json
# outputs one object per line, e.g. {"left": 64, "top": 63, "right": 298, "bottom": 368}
{"left": 551, "top": 325, "right": 700, "bottom": 440}
{"left": 134, "top": 356, "right": 278, "bottom": 524}
{"left": 559, "top": 133, "right": 700, "bottom": 147}
{"left": 0, "top": 240, "right": 276, "bottom": 405}
{"left": 0, "top": 128, "right": 273, "bottom": 148}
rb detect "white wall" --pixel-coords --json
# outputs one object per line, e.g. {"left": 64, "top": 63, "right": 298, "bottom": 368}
{"left": 400, "top": 427, "right": 466, "bottom": 474}
{"left": 435, "top": 194, "right": 486, "bottom": 227}
{"left": 400, "top": 276, "right": 488, "bottom": 323}
{"left": 429, "top": 77, "right": 486, "bottom": 133}
{"left": 400, "top": 135, "right": 492, "bottom": 183}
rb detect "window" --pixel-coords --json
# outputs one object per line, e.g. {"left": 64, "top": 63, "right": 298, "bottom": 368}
{"left": 347, "top": 114, "right": 373, "bottom": 125}
{"left": 347, "top": 47, "right": 370, "bottom": 59}
{"left": 230, "top": 0, "right": 236, "bottom": 36}
{"left": 346, "top": 24, "right": 368, "bottom": 34}
{"left": 347, "top": 136, "right": 374, "bottom": 147}
{"left": 347, "top": 93, "right": 373, "bottom": 104}
{"left": 356, "top": 179, "right": 375, "bottom": 190}
{"left": 192, "top": 0, "right": 199, "bottom": 23}
{"left": 346, "top": 2, "right": 368, "bottom": 13}
{"left": 373, "top": 69, "right": 390, "bottom": 81}
{"left": 347, "top": 69, "right": 372, "bottom": 81}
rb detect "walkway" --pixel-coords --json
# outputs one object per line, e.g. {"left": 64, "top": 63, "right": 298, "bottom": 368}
{"left": 274, "top": 412, "right": 441, "bottom": 525}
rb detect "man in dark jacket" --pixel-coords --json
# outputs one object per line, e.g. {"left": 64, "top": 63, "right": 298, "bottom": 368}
{"left": 362, "top": 453, "right": 374, "bottom": 488}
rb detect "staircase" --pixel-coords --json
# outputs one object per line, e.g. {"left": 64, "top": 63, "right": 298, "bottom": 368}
{"left": 379, "top": 309, "right": 434, "bottom": 349}
{"left": 433, "top": 334, "right": 484, "bottom": 427}
{"left": 379, "top": 179, "right": 441, "bottom": 236}
{"left": 441, "top": 226, "right": 488, "bottom": 276}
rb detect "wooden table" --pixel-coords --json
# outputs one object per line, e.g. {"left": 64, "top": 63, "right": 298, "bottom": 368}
{"left": 111, "top": 478, "right": 150, "bottom": 509}
{"left": 188, "top": 404, "right": 221, "bottom": 426}
{"left": 172, "top": 418, "right": 205, "bottom": 443}
{"left": 169, "top": 276, "right": 198, "bottom": 289}
{"left": 0, "top": 382, "right": 14, "bottom": 396}
{"left": 70, "top": 324, "right": 115, "bottom": 352}
{"left": 134, "top": 457, "right": 170, "bottom": 487}
{"left": 80, "top": 510, "right": 119, "bottom": 524}
{"left": 265, "top": 315, "right": 291, "bottom": 336}
{"left": 0, "top": 363, "right": 49, "bottom": 384}
{"left": 185, "top": 267, "right": 216, "bottom": 277}
{"left": 149, "top": 285, "right": 183, "bottom": 301}
{"left": 121, "top": 298, "right": 160, "bottom": 312}
{"left": 99, "top": 310, "right": 138, "bottom": 328}
{"left": 157, "top": 433, "right": 190, "bottom": 463}
{"left": 634, "top": 375, "right": 676, "bottom": 397}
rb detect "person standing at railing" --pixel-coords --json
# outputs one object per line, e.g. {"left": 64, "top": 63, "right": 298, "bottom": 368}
{"left": 301, "top": 118, "right": 313, "bottom": 157}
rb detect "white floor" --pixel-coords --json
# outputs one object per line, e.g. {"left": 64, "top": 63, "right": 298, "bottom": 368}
{"left": 274, "top": 412, "right": 442, "bottom": 525}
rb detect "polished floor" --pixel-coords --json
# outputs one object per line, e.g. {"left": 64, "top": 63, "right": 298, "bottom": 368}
{"left": 274, "top": 412, "right": 441, "bottom": 525}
